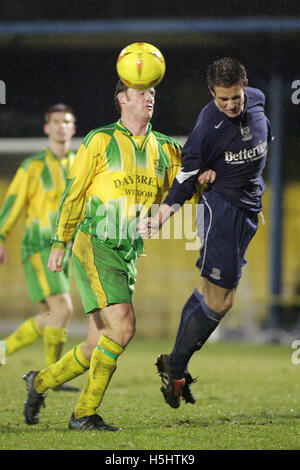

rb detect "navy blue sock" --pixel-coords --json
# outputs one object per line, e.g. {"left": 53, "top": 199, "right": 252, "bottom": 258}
{"left": 169, "top": 288, "right": 224, "bottom": 379}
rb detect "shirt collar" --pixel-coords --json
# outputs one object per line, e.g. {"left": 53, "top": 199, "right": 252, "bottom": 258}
{"left": 116, "top": 119, "right": 152, "bottom": 137}
{"left": 46, "top": 147, "right": 73, "bottom": 161}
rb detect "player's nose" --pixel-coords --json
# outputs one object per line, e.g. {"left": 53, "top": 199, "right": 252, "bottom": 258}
{"left": 227, "top": 100, "right": 236, "bottom": 110}
{"left": 145, "top": 91, "right": 154, "bottom": 101}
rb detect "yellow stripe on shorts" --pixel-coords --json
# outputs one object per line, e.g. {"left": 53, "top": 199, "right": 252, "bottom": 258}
{"left": 72, "top": 230, "right": 108, "bottom": 308}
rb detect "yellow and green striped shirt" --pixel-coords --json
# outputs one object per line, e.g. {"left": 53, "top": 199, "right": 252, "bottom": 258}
{"left": 53, "top": 120, "right": 190, "bottom": 260}
{"left": 0, "top": 147, "right": 75, "bottom": 261}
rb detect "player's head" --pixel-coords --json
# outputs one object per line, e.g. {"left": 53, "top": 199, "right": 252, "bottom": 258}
{"left": 207, "top": 57, "right": 248, "bottom": 118}
{"left": 207, "top": 57, "right": 247, "bottom": 91}
{"left": 44, "top": 103, "right": 76, "bottom": 144}
{"left": 114, "top": 79, "right": 155, "bottom": 122}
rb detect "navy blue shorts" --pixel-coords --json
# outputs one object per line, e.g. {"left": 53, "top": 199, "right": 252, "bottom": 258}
{"left": 196, "top": 191, "right": 259, "bottom": 289}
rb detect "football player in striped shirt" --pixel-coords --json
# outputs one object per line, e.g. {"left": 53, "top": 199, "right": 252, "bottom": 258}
{"left": 22, "top": 80, "right": 214, "bottom": 431}
{"left": 0, "top": 104, "right": 79, "bottom": 390}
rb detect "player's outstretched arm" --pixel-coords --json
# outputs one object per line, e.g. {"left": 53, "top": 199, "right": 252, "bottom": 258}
{"left": 48, "top": 248, "right": 66, "bottom": 272}
{"left": 0, "top": 245, "right": 9, "bottom": 265}
{"left": 138, "top": 204, "right": 175, "bottom": 239}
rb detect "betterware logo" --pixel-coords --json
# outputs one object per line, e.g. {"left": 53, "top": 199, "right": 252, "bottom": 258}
{"left": 224, "top": 140, "right": 268, "bottom": 164}
{"left": 0, "top": 80, "right": 6, "bottom": 104}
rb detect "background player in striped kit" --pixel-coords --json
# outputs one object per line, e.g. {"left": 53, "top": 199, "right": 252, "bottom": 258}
{"left": 0, "top": 104, "right": 79, "bottom": 390}
{"left": 139, "top": 57, "right": 273, "bottom": 409}
{"left": 22, "top": 80, "right": 215, "bottom": 431}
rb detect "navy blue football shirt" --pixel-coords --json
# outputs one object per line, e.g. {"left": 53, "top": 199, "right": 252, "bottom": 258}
{"left": 164, "top": 87, "right": 272, "bottom": 212}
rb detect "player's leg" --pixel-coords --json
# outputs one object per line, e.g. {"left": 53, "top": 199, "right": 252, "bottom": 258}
{"left": 2, "top": 247, "right": 73, "bottom": 365}
{"left": 42, "top": 292, "right": 74, "bottom": 368}
{"left": 3, "top": 312, "right": 44, "bottom": 359}
{"left": 28, "top": 247, "right": 77, "bottom": 374}
{"left": 169, "top": 278, "right": 234, "bottom": 376}
{"left": 23, "top": 309, "right": 91, "bottom": 425}
{"left": 1, "top": 253, "right": 46, "bottom": 361}
{"left": 23, "top": 230, "right": 137, "bottom": 428}
{"left": 69, "top": 302, "right": 135, "bottom": 431}
{"left": 27, "top": 304, "right": 134, "bottom": 429}
{"left": 23, "top": 340, "right": 90, "bottom": 425}
{"left": 157, "top": 192, "right": 258, "bottom": 408}
{"left": 22, "top": 304, "right": 132, "bottom": 430}
{"left": 68, "top": 231, "right": 137, "bottom": 430}
{"left": 156, "top": 279, "right": 232, "bottom": 408}
{"left": 34, "top": 247, "right": 74, "bottom": 368}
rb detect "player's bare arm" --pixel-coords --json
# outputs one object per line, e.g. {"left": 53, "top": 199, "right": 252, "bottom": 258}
{"left": 138, "top": 203, "right": 175, "bottom": 239}
{"left": 48, "top": 248, "right": 66, "bottom": 272}
{"left": 138, "top": 168, "right": 216, "bottom": 238}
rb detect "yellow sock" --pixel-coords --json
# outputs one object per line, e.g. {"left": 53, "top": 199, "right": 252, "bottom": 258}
{"left": 43, "top": 325, "right": 67, "bottom": 367}
{"left": 5, "top": 317, "right": 41, "bottom": 355}
{"left": 34, "top": 343, "right": 90, "bottom": 393}
{"left": 74, "top": 336, "right": 124, "bottom": 419}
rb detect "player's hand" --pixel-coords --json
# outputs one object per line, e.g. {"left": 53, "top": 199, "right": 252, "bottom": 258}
{"left": 137, "top": 216, "right": 161, "bottom": 239}
{"left": 0, "top": 245, "right": 9, "bottom": 265}
{"left": 48, "top": 248, "right": 66, "bottom": 272}
{"left": 138, "top": 204, "right": 174, "bottom": 239}
{"left": 198, "top": 168, "right": 216, "bottom": 185}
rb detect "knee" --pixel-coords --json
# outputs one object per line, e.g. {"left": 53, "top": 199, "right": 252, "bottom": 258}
{"left": 203, "top": 282, "right": 235, "bottom": 315}
{"left": 66, "top": 302, "right": 74, "bottom": 318}
{"left": 108, "top": 305, "right": 136, "bottom": 347}
{"left": 205, "top": 294, "right": 234, "bottom": 315}
{"left": 118, "top": 308, "right": 136, "bottom": 345}
{"left": 81, "top": 340, "right": 95, "bottom": 361}
{"left": 58, "top": 292, "right": 74, "bottom": 320}
{"left": 221, "top": 297, "right": 233, "bottom": 315}
{"left": 60, "top": 300, "right": 74, "bottom": 322}
{"left": 220, "top": 296, "right": 234, "bottom": 315}
{"left": 124, "top": 316, "right": 136, "bottom": 343}
{"left": 47, "top": 293, "right": 74, "bottom": 323}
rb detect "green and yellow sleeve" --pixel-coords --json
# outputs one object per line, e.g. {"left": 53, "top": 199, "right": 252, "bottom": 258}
{"left": 52, "top": 138, "right": 98, "bottom": 246}
{"left": 0, "top": 167, "right": 29, "bottom": 243}
{"left": 164, "top": 141, "right": 205, "bottom": 205}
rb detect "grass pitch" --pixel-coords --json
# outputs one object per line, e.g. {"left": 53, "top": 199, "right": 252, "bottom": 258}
{"left": 0, "top": 336, "right": 299, "bottom": 450}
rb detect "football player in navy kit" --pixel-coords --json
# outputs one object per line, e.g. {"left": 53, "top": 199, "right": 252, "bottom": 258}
{"left": 138, "top": 57, "right": 273, "bottom": 409}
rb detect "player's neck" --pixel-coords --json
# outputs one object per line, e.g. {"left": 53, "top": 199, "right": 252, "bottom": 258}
{"left": 120, "top": 116, "right": 150, "bottom": 136}
{"left": 48, "top": 140, "right": 71, "bottom": 159}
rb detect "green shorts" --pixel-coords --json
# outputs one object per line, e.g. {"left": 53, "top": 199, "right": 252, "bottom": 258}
{"left": 72, "top": 230, "right": 137, "bottom": 314}
{"left": 23, "top": 246, "right": 71, "bottom": 302}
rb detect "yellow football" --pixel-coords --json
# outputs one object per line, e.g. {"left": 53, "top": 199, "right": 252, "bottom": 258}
{"left": 116, "top": 42, "right": 166, "bottom": 90}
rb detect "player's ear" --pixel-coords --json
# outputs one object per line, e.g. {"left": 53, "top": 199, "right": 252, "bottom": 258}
{"left": 117, "top": 91, "right": 127, "bottom": 107}
{"left": 43, "top": 123, "right": 49, "bottom": 136}
{"left": 243, "top": 79, "right": 249, "bottom": 92}
{"left": 71, "top": 123, "right": 76, "bottom": 137}
{"left": 208, "top": 87, "right": 215, "bottom": 98}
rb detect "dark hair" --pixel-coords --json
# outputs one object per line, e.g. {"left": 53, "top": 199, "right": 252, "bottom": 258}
{"left": 44, "top": 103, "right": 75, "bottom": 123}
{"left": 114, "top": 80, "right": 129, "bottom": 113}
{"left": 207, "top": 57, "right": 247, "bottom": 91}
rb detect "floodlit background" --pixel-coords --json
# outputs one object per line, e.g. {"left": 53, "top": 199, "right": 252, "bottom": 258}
{"left": 0, "top": 1, "right": 300, "bottom": 342}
